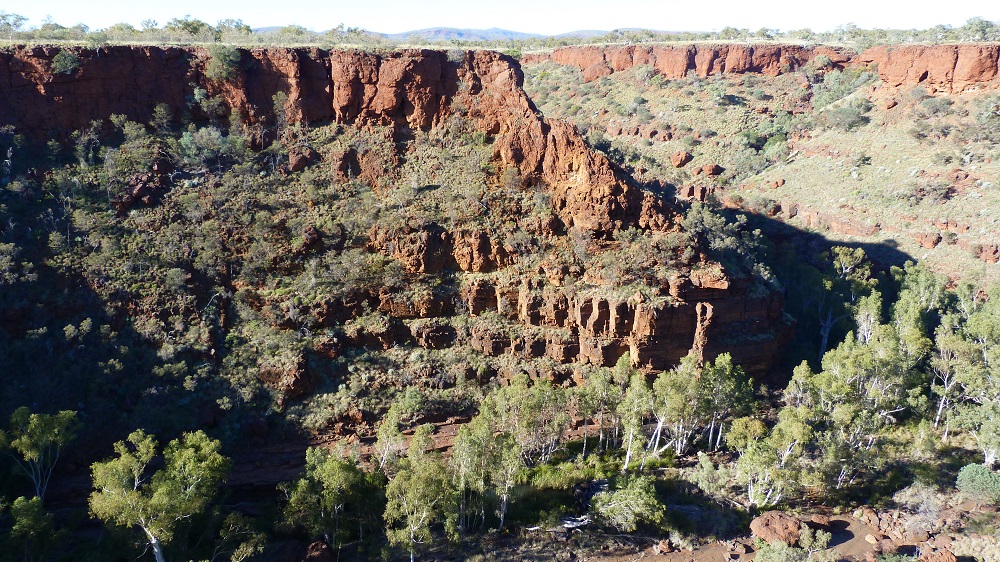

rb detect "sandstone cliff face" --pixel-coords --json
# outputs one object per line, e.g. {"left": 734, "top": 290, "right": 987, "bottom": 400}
{"left": 523, "top": 44, "right": 851, "bottom": 81}
{"left": 857, "top": 44, "right": 1000, "bottom": 93}
{"left": 525, "top": 43, "right": 1000, "bottom": 93}
{"left": 0, "top": 45, "right": 788, "bottom": 375}
{"left": 0, "top": 46, "right": 653, "bottom": 236}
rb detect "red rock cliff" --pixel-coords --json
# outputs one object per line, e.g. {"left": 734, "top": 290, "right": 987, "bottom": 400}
{"left": 0, "top": 45, "right": 788, "bottom": 375}
{"left": 524, "top": 43, "right": 1000, "bottom": 93}
{"left": 0, "top": 45, "right": 659, "bottom": 235}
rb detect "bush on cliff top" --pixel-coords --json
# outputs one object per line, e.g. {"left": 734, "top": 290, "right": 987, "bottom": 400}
{"left": 51, "top": 50, "right": 80, "bottom": 75}
{"left": 205, "top": 44, "right": 240, "bottom": 82}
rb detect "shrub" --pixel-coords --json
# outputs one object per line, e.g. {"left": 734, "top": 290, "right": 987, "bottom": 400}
{"left": 812, "top": 69, "right": 876, "bottom": 109}
{"left": 51, "top": 50, "right": 80, "bottom": 75}
{"left": 205, "top": 44, "right": 240, "bottom": 82}
{"left": 956, "top": 463, "right": 1000, "bottom": 503}
{"left": 591, "top": 476, "right": 665, "bottom": 532}
{"left": 825, "top": 101, "right": 870, "bottom": 131}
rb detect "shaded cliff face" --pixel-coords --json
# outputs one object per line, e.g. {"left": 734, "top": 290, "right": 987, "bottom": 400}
{"left": 0, "top": 45, "right": 787, "bottom": 375}
{"left": 523, "top": 43, "right": 1000, "bottom": 93}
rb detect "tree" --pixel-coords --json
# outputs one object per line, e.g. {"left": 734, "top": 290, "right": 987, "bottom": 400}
{"left": 165, "top": 15, "right": 214, "bottom": 38}
{"left": 478, "top": 373, "right": 570, "bottom": 465}
{"left": 384, "top": 426, "right": 456, "bottom": 562}
{"left": 490, "top": 433, "right": 525, "bottom": 529}
{"left": 649, "top": 353, "right": 709, "bottom": 457}
{"left": 955, "top": 463, "right": 1000, "bottom": 503}
{"left": 618, "top": 372, "right": 653, "bottom": 471}
{"left": 6, "top": 495, "right": 65, "bottom": 562}
{"left": 591, "top": 476, "right": 664, "bottom": 532}
{"left": 577, "top": 365, "right": 628, "bottom": 454}
{"left": 281, "top": 447, "right": 379, "bottom": 551}
{"left": 0, "top": 407, "right": 78, "bottom": 500}
{"left": 700, "top": 353, "right": 753, "bottom": 450}
{"left": 735, "top": 440, "right": 790, "bottom": 510}
{"left": 929, "top": 327, "right": 976, "bottom": 434}
{"left": 89, "top": 430, "right": 230, "bottom": 562}
{"left": 956, "top": 403, "right": 1000, "bottom": 468}
{"left": 0, "top": 12, "right": 27, "bottom": 42}
{"left": 51, "top": 50, "right": 81, "bottom": 75}
{"left": 952, "top": 291, "right": 1000, "bottom": 466}
{"left": 373, "top": 402, "right": 406, "bottom": 472}
{"left": 449, "top": 415, "right": 491, "bottom": 533}
{"left": 205, "top": 45, "right": 240, "bottom": 82}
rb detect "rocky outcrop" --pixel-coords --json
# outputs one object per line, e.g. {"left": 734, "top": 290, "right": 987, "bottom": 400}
{"left": 750, "top": 511, "right": 802, "bottom": 545}
{"left": 526, "top": 43, "right": 1000, "bottom": 92}
{"left": 527, "top": 44, "right": 850, "bottom": 82}
{"left": 0, "top": 45, "right": 791, "bottom": 376}
{"left": 454, "top": 267, "right": 788, "bottom": 374}
{"left": 257, "top": 352, "right": 314, "bottom": 403}
{"left": 857, "top": 44, "right": 1000, "bottom": 93}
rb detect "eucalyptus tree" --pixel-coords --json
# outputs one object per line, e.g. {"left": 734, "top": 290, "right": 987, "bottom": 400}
{"left": 89, "top": 430, "right": 230, "bottom": 562}
{"left": 384, "top": 425, "right": 456, "bottom": 562}
{"left": 0, "top": 407, "right": 78, "bottom": 500}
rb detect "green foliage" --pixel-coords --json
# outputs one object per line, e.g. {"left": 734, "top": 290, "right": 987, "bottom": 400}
{"left": 4, "top": 495, "right": 66, "bottom": 562}
{"left": 476, "top": 373, "right": 570, "bottom": 466}
{"left": 51, "top": 50, "right": 81, "bottom": 75}
{"left": 681, "top": 202, "right": 777, "bottom": 290}
{"left": 956, "top": 463, "right": 1000, "bottom": 503}
{"left": 0, "top": 407, "right": 78, "bottom": 499}
{"left": 89, "top": 430, "right": 230, "bottom": 562}
{"left": 384, "top": 436, "right": 456, "bottom": 560}
{"left": 205, "top": 45, "right": 241, "bottom": 82}
{"left": 812, "top": 69, "right": 876, "bottom": 109}
{"left": 281, "top": 447, "right": 383, "bottom": 549}
{"left": 650, "top": 352, "right": 752, "bottom": 457}
{"left": 755, "top": 526, "right": 835, "bottom": 562}
{"left": 451, "top": 415, "right": 526, "bottom": 531}
{"left": 164, "top": 15, "right": 214, "bottom": 38}
{"left": 755, "top": 541, "right": 808, "bottom": 562}
{"left": 591, "top": 475, "right": 665, "bottom": 532}
{"left": 0, "top": 11, "right": 27, "bottom": 41}
{"left": 824, "top": 98, "right": 872, "bottom": 130}
{"left": 689, "top": 452, "right": 731, "bottom": 496}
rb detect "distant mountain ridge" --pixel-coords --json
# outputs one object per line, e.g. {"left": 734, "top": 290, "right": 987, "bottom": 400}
{"left": 386, "top": 27, "right": 544, "bottom": 41}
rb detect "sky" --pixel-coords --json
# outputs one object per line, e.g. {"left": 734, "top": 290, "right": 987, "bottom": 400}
{"left": 7, "top": 0, "right": 999, "bottom": 35}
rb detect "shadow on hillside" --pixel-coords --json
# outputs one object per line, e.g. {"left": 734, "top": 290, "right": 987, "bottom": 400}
{"left": 698, "top": 193, "right": 915, "bottom": 381}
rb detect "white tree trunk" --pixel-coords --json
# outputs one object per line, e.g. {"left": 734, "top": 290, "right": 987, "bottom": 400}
{"left": 144, "top": 529, "right": 167, "bottom": 562}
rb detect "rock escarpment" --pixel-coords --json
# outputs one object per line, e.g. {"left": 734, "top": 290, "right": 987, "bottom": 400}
{"left": 524, "top": 43, "right": 1000, "bottom": 93}
{"left": 0, "top": 46, "right": 662, "bottom": 235}
{"left": 523, "top": 44, "right": 850, "bottom": 81}
{"left": 0, "top": 45, "right": 789, "bottom": 375}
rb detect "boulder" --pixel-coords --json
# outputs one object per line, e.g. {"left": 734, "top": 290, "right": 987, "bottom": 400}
{"left": 750, "top": 511, "right": 801, "bottom": 545}
{"left": 302, "top": 541, "right": 335, "bottom": 562}
{"left": 807, "top": 514, "right": 831, "bottom": 529}
{"left": 652, "top": 539, "right": 673, "bottom": 554}
{"left": 913, "top": 231, "right": 942, "bottom": 249}
{"left": 920, "top": 549, "right": 958, "bottom": 562}
{"left": 877, "top": 538, "right": 898, "bottom": 554}
{"left": 671, "top": 151, "right": 693, "bottom": 168}
{"left": 287, "top": 146, "right": 317, "bottom": 172}
{"left": 701, "top": 163, "right": 724, "bottom": 176}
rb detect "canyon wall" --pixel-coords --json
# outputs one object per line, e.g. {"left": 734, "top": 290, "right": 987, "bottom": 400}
{"left": 0, "top": 45, "right": 788, "bottom": 374}
{"left": 0, "top": 45, "right": 662, "bottom": 234}
{"left": 523, "top": 43, "right": 1000, "bottom": 93}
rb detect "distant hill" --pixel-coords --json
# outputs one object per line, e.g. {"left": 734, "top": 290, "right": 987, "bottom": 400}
{"left": 554, "top": 30, "right": 609, "bottom": 38}
{"left": 385, "top": 27, "right": 544, "bottom": 41}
